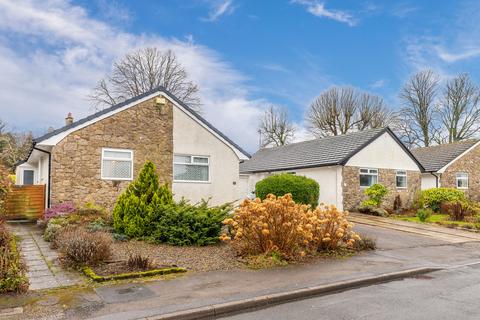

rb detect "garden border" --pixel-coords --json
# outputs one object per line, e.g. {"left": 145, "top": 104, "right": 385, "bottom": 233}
{"left": 82, "top": 266, "right": 186, "bottom": 282}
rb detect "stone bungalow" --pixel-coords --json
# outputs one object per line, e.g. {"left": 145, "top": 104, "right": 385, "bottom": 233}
{"left": 412, "top": 140, "right": 480, "bottom": 200}
{"left": 239, "top": 128, "right": 425, "bottom": 211}
{"left": 15, "top": 87, "right": 250, "bottom": 209}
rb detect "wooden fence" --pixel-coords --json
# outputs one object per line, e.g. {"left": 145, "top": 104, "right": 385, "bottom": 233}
{"left": 4, "top": 185, "right": 46, "bottom": 220}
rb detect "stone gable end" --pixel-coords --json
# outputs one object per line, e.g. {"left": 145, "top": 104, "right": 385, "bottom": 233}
{"left": 50, "top": 97, "right": 173, "bottom": 208}
{"left": 342, "top": 166, "right": 421, "bottom": 211}
{"left": 441, "top": 143, "right": 480, "bottom": 200}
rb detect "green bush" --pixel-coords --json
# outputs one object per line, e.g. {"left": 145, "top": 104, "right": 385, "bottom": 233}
{"left": 255, "top": 174, "right": 319, "bottom": 208}
{"left": 0, "top": 220, "right": 28, "bottom": 293}
{"left": 112, "top": 160, "right": 173, "bottom": 236}
{"left": 361, "top": 184, "right": 388, "bottom": 207}
{"left": 419, "top": 188, "right": 466, "bottom": 213}
{"left": 113, "top": 161, "right": 231, "bottom": 246}
{"left": 148, "top": 200, "right": 231, "bottom": 246}
{"left": 417, "top": 208, "right": 433, "bottom": 222}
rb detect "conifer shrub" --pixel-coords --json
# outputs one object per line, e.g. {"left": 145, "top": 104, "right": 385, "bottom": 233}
{"left": 112, "top": 161, "right": 173, "bottom": 236}
{"left": 255, "top": 174, "right": 320, "bottom": 208}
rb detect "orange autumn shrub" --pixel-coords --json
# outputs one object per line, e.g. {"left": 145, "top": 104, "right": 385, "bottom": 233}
{"left": 221, "top": 194, "right": 360, "bottom": 260}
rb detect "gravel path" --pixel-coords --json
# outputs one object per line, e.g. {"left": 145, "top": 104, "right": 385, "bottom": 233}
{"left": 111, "top": 240, "right": 242, "bottom": 272}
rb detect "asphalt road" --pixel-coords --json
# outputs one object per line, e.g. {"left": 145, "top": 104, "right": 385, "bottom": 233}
{"left": 222, "top": 264, "right": 480, "bottom": 320}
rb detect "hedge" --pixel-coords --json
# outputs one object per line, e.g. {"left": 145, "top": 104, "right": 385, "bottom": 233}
{"left": 255, "top": 174, "right": 320, "bottom": 208}
{"left": 419, "top": 188, "right": 466, "bottom": 213}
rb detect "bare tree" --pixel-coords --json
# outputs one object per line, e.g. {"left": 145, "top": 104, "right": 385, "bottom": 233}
{"left": 0, "top": 131, "right": 33, "bottom": 169}
{"left": 90, "top": 48, "right": 200, "bottom": 110}
{"left": 439, "top": 74, "right": 480, "bottom": 143}
{"left": 398, "top": 70, "right": 439, "bottom": 147}
{"left": 306, "top": 87, "right": 394, "bottom": 137}
{"left": 259, "top": 105, "right": 295, "bottom": 147}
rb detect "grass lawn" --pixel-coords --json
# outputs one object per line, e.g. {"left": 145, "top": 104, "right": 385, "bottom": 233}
{"left": 392, "top": 214, "right": 480, "bottom": 230}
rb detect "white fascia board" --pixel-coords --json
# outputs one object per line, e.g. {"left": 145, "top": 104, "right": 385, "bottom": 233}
{"left": 36, "top": 90, "right": 249, "bottom": 161}
{"left": 437, "top": 140, "right": 480, "bottom": 173}
{"left": 162, "top": 91, "right": 249, "bottom": 160}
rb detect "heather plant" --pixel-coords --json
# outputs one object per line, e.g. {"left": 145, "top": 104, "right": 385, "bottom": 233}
{"left": 43, "top": 202, "right": 76, "bottom": 221}
{"left": 221, "top": 194, "right": 360, "bottom": 260}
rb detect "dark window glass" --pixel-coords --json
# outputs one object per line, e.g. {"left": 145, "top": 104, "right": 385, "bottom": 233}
{"left": 23, "top": 170, "right": 34, "bottom": 185}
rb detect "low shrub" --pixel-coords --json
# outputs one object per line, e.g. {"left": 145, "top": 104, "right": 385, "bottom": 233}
{"left": 127, "top": 253, "right": 152, "bottom": 270}
{"left": 0, "top": 164, "right": 13, "bottom": 216}
{"left": 358, "top": 205, "right": 389, "bottom": 217}
{"left": 221, "top": 194, "right": 360, "bottom": 260}
{"left": 441, "top": 201, "right": 476, "bottom": 221}
{"left": 417, "top": 208, "right": 433, "bottom": 222}
{"left": 419, "top": 188, "right": 466, "bottom": 213}
{"left": 393, "top": 195, "right": 402, "bottom": 212}
{"left": 0, "top": 220, "right": 28, "bottom": 293}
{"left": 57, "top": 227, "right": 112, "bottom": 267}
{"left": 147, "top": 200, "right": 231, "bottom": 246}
{"left": 352, "top": 235, "right": 377, "bottom": 251}
{"left": 255, "top": 174, "right": 320, "bottom": 208}
{"left": 43, "top": 217, "right": 69, "bottom": 245}
{"left": 361, "top": 184, "right": 388, "bottom": 208}
{"left": 113, "top": 161, "right": 231, "bottom": 246}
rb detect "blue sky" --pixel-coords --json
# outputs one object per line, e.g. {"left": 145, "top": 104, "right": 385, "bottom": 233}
{"left": 1, "top": 0, "right": 480, "bottom": 152}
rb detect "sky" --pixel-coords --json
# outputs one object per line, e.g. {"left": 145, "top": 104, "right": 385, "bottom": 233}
{"left": 1, "top": 0, "right": 480, "bottom": 153}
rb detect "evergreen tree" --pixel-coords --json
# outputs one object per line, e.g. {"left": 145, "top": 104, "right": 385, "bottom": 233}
{"left": 112, "top": 160, "right": 173, "bottom": 235}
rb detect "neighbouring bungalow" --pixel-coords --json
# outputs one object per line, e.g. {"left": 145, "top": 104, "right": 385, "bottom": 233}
{"left": 239, "top": 127, "right": 425, "bottom": 211}
{"left": 15, "top": 87, "right": 250, "bottom": 209}
{"left": 411, "top": 140, "right": 480, "bottom": 199}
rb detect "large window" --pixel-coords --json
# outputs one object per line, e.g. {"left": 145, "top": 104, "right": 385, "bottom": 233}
{"left": 359, "top": 168, "right": 378, "bottom": 187}
{"left": 101, "top": 148, "right": 133, "bottom": 181}
{"left": 396, "top": 170, "right": 407, "bottom": 189}
{"left": 456, "top": 172, "right": 469, "bottom": 189}
{"left": 174, "top": 155, "right": 210, "bottom": 182}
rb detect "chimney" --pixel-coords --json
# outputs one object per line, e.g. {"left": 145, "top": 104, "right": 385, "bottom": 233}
{"left": 65, "top": 112, "right": 73, "bottom": 125}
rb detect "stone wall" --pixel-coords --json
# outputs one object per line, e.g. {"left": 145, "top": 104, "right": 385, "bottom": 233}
{"left": 440, "top": 144, "right": 480, "bottom": 201}
{"left": 342, "top": 166, "right": 421, "bottom": 211}
{"left": 50, "top": 96, "right": 173, "bottom": 208}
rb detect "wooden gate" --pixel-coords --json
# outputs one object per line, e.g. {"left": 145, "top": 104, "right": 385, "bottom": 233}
{"left": 4, "top": 185, "right": 46, "bottom": 220}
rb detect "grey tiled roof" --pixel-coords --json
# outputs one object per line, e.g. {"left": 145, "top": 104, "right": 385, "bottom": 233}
{"left": 240, "top": 128, "right": 401, "bottom": 173}
{"left": 411, "top": 140, "right": 478, "bottom": 172}
{"left": 32, "top": 86, "right": 250, "bottom": 158}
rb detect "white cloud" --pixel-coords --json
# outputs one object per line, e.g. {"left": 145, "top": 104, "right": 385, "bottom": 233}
{"left": 0, "top": 0, "right": 266, "bottom": 153}
{"left": 370, "top": 79, "right": 387, "bottom": 89}
{"left": 292, "top": 0, "right": 357, "bottom": 26}
{"left": 201, "top": 0, "right": 236, "bottom": 22}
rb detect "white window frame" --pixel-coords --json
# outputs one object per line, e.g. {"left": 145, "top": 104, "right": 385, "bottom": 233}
{"left": 359, "top": 168, "right": 378, "bottom": 188}
{"left": 456, "top": 172, "right": 469, "bottom": 189}
{"left": 173, "top": 154, "right": 210, "bottom": 183}
{"left": 396, "top": 170, "right": 407, "bottom": 189}
{"left": 101, "top": 148, "right": 134, "bottom": 181}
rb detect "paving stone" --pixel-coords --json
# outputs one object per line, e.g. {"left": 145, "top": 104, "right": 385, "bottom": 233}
{"left": 28, "top": 264, "right": 50, "bottom": 272}
{"left": 28, "top": 270, "right": 53, "bottom": 278}
{"left": 26, "top": 259, "right": 47, "bottom": 266}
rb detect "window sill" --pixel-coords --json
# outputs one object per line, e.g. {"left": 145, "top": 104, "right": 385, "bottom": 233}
{"left": 101, "top": 178, "right": 133, "bottom": 181}
{"left": 173, "top": 180, "right": 211, "bottom": 184}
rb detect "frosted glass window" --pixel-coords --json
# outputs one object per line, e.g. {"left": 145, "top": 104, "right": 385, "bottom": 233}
{"left": 101, "top": 148, "right": 133, "bottom": 180}
{"left": 174, "top": 155, "right": 209, "bottom": 182}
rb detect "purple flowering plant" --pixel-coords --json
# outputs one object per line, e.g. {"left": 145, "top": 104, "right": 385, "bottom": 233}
{"left": 43, "top": 202, "right": 76, "bottom": 220}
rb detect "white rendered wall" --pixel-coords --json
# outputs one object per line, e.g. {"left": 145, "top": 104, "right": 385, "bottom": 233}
{"left": 172, "top": 106, "right": 242, "bottom": 206}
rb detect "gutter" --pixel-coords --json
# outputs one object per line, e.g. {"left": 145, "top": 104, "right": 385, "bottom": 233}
{"left": 33, "top": 146, "right": 51, "bottom": 208}
{"left": 429, "top": 172, "right": 440, "bottom": 188}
